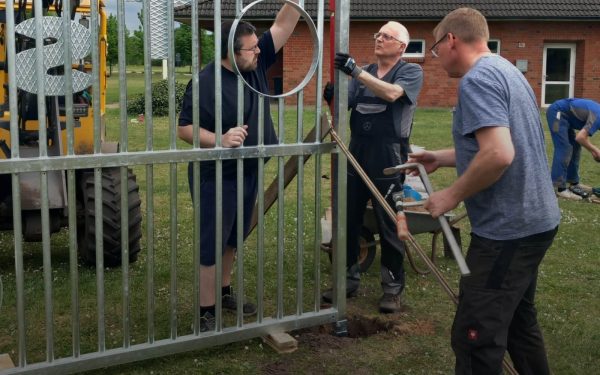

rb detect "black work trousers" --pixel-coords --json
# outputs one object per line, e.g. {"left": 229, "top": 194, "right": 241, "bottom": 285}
{"left": 346, "top": 139, "right": 406, "bottom": 295}
{"left": 451, "top": 227, "right": 558, "bottom": 375}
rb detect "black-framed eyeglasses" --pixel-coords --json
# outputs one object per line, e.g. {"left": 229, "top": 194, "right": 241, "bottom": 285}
{"left": 373, "top": 32, "right": 403, "bottom": 44}
{"left": 430, "top": 34, "right": 449, "bottom": 57}
{"left": 239, "top": 45, "right": 260, "bottom": 53}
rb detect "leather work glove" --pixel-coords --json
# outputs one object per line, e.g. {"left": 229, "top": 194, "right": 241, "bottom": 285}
{"left": 323, "top": 82, "right": 334, "bottom": 106}
{"left": 334, "top": 52, "right": 362, "bottom": 78}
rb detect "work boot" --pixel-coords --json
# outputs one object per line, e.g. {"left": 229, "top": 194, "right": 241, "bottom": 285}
{"left": 378, "top": 293, "right": 402, "bottom": 313}
{"left": 569, "top": 184, "right": 590, "bottom": 198}
{"left": 222, "top": 292, "right": 257, "bottom": 317}
{"left": 200, "top": 311, "right": 216, "bottom": 333}
{"left": 556, "top": 189, "right": 583, "bottom": 200}
{"left": 321, "top": 264, "right": 361, "bottom": 303}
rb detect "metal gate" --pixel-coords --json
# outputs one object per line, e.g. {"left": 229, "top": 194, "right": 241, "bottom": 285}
{"left": 0, "top": 0, "right": 350, "bottom": 373}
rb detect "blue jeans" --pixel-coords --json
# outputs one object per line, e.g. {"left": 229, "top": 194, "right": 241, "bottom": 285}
{"left": 546, "top": 108, "right": 581, "bottom": 189}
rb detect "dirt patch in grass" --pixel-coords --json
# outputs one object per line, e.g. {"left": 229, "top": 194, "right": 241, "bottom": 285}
{"left": 260, "top": 313, "right": 435, "bottom": 374}
{"left": 263, "top": 360, "right": 292, "bottom": 375}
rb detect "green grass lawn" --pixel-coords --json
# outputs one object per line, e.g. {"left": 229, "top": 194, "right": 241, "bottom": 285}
{"left": 0, "top": 96, "right": 598, "bottom": 374}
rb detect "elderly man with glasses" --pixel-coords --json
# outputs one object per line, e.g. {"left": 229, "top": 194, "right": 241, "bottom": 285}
{"left": 322, "top": 21, "right": 423, "bottom": 313}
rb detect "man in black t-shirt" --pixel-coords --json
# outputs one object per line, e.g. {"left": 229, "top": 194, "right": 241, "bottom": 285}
{"left": 322, "top": 22, "right": 423, "bottom": 313}
{"left": 178, "top": 2, "right": 300, "bottom": 332}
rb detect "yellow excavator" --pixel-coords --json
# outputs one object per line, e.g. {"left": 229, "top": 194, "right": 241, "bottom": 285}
{"left": 0, "top": 0, "right": 142, "bottom": 266}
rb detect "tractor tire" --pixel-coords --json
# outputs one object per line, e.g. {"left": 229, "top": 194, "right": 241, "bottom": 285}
{"left": 78, "top": 167, "right": 142, "bottom": 267}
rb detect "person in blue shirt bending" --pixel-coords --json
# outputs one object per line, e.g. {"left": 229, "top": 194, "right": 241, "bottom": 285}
{"left": 546, "top": 98, "right": 600, "bottom": 200}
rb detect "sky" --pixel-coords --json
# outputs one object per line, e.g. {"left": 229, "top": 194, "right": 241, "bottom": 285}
{"left": 103, "top": 0, "right": 143, "bottom": 32}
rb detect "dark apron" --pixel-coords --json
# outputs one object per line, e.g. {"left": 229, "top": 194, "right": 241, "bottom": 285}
{"left": 349, "top": 61, "right": 406, "bottom": 140}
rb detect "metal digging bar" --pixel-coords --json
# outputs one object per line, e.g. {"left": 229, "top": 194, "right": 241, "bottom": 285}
{"left": 328, "top": 127, "right": 519, "bottom": 375}
{"left": 383, "top": 163, "right": 469, "bottom": 276}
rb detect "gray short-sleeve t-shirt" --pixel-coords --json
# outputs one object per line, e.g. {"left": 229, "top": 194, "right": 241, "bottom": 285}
{"left": 453, "top": 55, "right": 560, "bottom": 240}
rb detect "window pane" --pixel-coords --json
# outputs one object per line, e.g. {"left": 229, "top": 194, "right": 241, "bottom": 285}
{"left": 405, "top": 41, "right": 424, "bottom": 54}
{"left": 545, "top": 48, "right": 571, "bottom": 82}
{"left": 544, "top": 84, "right": 570, "bottom": 105}
{"left": 488, "top": 41, "right": 499, "bottom": 54}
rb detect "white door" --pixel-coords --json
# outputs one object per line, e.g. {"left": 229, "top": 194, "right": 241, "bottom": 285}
{"left": 541, "top": 43, "right": 576, "bottom": 107}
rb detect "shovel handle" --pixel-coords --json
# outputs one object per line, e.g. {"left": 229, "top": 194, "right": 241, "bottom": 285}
{"left": 396, "top": 211, "right": 410, "bottom": 241}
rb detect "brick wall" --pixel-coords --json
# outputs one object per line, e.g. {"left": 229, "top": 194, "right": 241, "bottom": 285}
{"left": 281, "top": 20, "right": 600, "bottom": 107}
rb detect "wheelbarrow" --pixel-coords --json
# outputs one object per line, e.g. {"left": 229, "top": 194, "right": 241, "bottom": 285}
{"left": 321, "top": 203, "right": 467, "bottom": 275}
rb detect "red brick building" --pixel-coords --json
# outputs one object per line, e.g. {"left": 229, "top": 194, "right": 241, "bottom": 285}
{"left": 176, "top": 1, "right": 600, "bottom": 107}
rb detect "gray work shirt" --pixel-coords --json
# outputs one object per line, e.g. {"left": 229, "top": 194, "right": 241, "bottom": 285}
{"left": 452, "top": 55, "right": 560, "bottom": 240}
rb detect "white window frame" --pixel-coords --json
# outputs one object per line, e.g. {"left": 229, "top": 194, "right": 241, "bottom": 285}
{"left": 541, "top": 43, "right": 576, "bottom": 107}
{"left": 488, "top": 39, "right": 501, "bottom": 54}
{"left": 404, "top": 39, "right": 425, "bottom": 58}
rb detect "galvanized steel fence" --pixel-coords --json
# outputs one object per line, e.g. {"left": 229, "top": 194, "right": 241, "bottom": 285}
{"left": 0, "top": 0, "right": 350, "bottom": 373}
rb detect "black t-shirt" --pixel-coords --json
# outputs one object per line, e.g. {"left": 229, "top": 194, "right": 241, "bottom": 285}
{"left": 178, "top": 30, "right": 278, "bottom": 179}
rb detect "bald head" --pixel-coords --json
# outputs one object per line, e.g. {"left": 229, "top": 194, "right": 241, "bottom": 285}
{"left": 383, "top": 21, "right": 410, "bottom": 45}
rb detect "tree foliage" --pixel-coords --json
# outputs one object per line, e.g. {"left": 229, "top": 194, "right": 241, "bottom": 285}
{"left": 106, "top": 14, "right": 118, "bottom": 69}
{"left": 127, "top": 80, "right": 187, "bottom": 116}
{"left": 106, "top": 12, "right": 216, "bottom": 68}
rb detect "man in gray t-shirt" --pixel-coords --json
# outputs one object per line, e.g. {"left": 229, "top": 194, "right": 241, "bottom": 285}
{"left": 410, "top": 8, "right": 560, "bottom": 375}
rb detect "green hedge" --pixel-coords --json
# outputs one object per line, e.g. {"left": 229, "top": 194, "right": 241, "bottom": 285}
{"left": 127, "top": 80, "right": 187, "bottom": 117}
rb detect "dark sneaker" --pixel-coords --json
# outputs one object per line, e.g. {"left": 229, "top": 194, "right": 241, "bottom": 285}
{"left": 321, "top": 284, "right": 359, "bottom": 303}
{"left": 378, "top": 293, "right": 402, "bottom": 314}
{"left": 592, "top": 187, "right": 600, "bottom": 198}
{"left": 569, "top": 184, "right": 589, "bottom": 198}
{"left": 200, "top": 311, "right": 215, "bottom": 332}
{"left": 222, "top": 293, "right": 257, "bottom": 316}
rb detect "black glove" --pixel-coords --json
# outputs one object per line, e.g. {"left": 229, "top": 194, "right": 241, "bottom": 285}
{"left": 334, "top": 52, "right": 362, "bottom": 78}
{"left": 323, "top": 82, "right": 334, "bottom": 106}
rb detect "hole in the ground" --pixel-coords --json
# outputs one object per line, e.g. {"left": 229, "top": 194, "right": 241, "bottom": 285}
{"left": 346, "top": 314, "right": 395, "bottom": 338}
{"left": 297, "top": 314, "right": 396, "bottom": 341}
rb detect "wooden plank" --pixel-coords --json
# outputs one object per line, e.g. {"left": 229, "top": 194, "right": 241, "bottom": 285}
{"left": 263, "top": 332, "right": 298, "bottom": 354}
{"left": 0, "top": 354, "right": 15, "bottom": 370}
{"left": 248, "top": 113, "right": 332, "bottom": 233}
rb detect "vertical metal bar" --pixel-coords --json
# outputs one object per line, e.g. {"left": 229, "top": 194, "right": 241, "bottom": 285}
{"left": 94, "top": 168, "right": 105, "bottom": 352}
{"left": 117, "top": 0, "right": 127, "bottom": 147}
{"left": 314, "top": 0, "right": 325, "bottom": 312}
{"left": 214, "top": 2, "right": 223, "bottom": 333}
{"left": 90, "top": 0, "right": 106, "bottom": 353}
{"left": 192, "top": 159, "right": 201, "bottom": 332}
{"left": 32, "top": 0, "right": 54, "bottom": 359}
{"left": 145, "top": 165, "right": 155, "bottom": 341}
{"left": 61, "top": 0, "right": 80, "bottom": 358}
{"left": 5, "top": 0, "right": 25, "bottom": 365}
{"left": 116, "top": 0, "right": 131, "bottom": 349}
{"left": 62, "top": 0, "right": 74, "bottom": 156}
{"left": 276, "top": 98, "right": 285, "bottom": 320}
{"left": 120, "top": 164, "right": 130, "bottom": 348}
{"left": 333, "top": 0, "right": 349, "bottom": 320}
{"left": 142, "top": 0, "right": 155, "bottom": 344}
{"left": 190, "top": 0, "right": 201, "bottom": 336}
{"left": 257, "top": 94, "right": 266, "bottom": 319}
{"left": 234, "top": 0, "right": 245, "bottom": 329}
{"left": 33, "top": 0, "right": 47, "bottom": 157}
{"left": 296, "top": 91, "right": 304, "bottom": 316}
{"left": 169, "top": 161, "right": 177, "bottom": 339}
{"left": 166, "top": 0, "right": 178, "bottom": 340}
{"left": 67, "top": 168, "right": 79, "bottom": 356}
{"left": 41, "top": 171, "right": 54, "bottom": 362}
{"left": 11, "top": 174, "right": 26, "bottom": 367}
